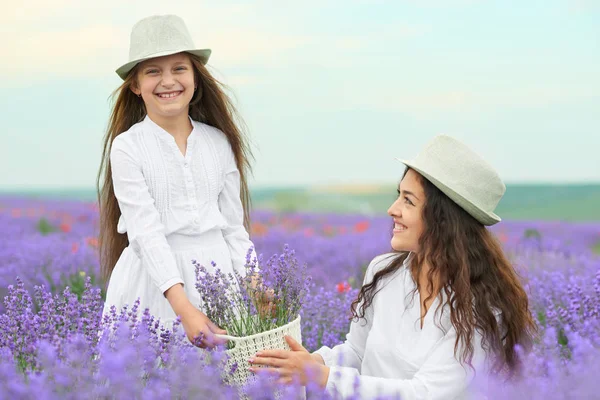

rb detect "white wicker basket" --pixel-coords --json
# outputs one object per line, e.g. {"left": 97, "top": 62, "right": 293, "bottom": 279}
{"left": 215, "top": 316, "right": 302, "bottom": 387}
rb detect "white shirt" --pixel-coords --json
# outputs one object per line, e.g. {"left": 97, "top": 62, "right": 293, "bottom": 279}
{"left": 314, "top": 253, "right": 490, "bottom": 400}
{"left": 109, "top": 115, "right": 254, "bottom": 295}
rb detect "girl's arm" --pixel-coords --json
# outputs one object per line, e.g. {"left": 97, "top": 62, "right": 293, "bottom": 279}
{"left": 112, "top": 136, "right": 225, "bottom": 346}
{"left": 110, "top": 135, "right": 184, "bottom": 294}
{"left": 165, "top": 283, "right": 227, "bottom": 346}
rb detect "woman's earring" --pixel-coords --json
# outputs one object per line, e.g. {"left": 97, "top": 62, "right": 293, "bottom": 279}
{"left": 137, "top": 93, "right": 142, "bottom": 98}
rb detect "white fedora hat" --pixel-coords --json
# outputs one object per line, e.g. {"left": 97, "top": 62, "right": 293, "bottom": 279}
{"left": 116, "top": 15, "right": 211, "bottom": 80}
{"left": 397, "top": 135, "right": 505, "bottom": 226}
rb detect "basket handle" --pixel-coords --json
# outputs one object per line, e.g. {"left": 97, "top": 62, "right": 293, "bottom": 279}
{"left": 214, "top": 333, "right": 240, "bottom": 342}
{"left": 213, "top": 333, "right": 241, "bottom": 350}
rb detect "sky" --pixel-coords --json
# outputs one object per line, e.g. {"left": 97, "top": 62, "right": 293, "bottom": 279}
{"left": 1, "top": 0, "right": 599, "bottom": 189}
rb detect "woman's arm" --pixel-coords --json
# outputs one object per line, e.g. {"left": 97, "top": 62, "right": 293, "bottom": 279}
{"left": 312, "top": 313, "right": 373, "bottom": 371}
{"left": 250, "top": 255, "right": 393, "bottom": 384}
{"left": 312, "top": 254, "right": 393, "bottom": 370}
{"left": 322, "top": 327, "right": 488, "bottom": 400}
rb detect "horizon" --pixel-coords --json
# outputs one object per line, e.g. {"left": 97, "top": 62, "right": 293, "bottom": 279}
{"left": 1, "top": 180, "right": 600, "bottom": 194}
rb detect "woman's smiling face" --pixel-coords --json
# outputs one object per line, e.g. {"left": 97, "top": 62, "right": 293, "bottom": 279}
{"left": 387, "top": 169, "right": 426, "bottom": 253}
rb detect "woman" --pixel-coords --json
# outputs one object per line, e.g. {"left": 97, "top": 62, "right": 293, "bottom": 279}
{"left": 248, "top": 135, "right": 537, "bottom": 399}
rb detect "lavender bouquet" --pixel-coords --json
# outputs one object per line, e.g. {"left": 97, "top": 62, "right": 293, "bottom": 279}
{"left": 194, "top": 245, "right": 310, "bottom": 345}
{"left": 194, "top": 245, "right": 311, "bottom": 387}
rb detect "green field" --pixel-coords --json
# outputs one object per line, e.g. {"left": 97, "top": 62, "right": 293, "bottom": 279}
{"left": 250, "top": 184, "right": 600, "bottom": 221}
{"left": 2, "top": 183, "right": 600, "bottom": 221}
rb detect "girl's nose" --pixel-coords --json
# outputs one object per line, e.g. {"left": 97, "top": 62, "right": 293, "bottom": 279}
{"left": 161, "top": 73, "right": 175, "bottom": 87}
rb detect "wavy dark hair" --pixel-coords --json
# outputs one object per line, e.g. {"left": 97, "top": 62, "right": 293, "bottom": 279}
{"left": 351, "top": 167, "right": 537, "bottom": 375}
{"left": 97, "top": 53, "right": 253, "bottom": 284}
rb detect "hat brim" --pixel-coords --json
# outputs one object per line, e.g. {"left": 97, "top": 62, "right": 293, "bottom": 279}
{"left": 396, "top": 158, "right": 501, "bottom": 226}
{"left": 115, "top": 48, "right": 211, "bottom": 80}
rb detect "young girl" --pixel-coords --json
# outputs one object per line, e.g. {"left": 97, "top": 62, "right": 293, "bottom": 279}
{"left": 250, "top": 135, "right": 537, "bottom": 399}
{"left": 97, "top": 15, "right": 256, "bottom": 348}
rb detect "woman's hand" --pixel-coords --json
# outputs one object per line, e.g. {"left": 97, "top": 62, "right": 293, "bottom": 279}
{"left": 249, "top": 335, "right": 330, "bottom": 387}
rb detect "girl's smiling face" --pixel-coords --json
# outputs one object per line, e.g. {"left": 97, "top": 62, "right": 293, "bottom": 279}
{"left": 132, "top": 52, "right": 196, "bottom": 121}
{"left": 387, "top": 169, "right": 426, "bottom": 253}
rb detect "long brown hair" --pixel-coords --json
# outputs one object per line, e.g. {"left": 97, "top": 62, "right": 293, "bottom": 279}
{"left": 97, "top": 53, "right": 253, "bottom": 284}
{"left": 351, "top": 168, "right": 537, "bottom": 376}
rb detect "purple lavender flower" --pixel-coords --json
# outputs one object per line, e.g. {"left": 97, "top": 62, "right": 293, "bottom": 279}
{"left": 1, "top": 196, "right": 600, "bottom": 398}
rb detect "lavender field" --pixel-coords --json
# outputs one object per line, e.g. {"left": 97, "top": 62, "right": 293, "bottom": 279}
{"left": 1, "top": 196, "right": 599, "bottom": 399}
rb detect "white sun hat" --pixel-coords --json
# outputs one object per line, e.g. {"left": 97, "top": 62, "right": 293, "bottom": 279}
{"left": 397, "top": 135, "right": 506, "bottom": 226}
{"left": 115, "top": 14, "right": 211, "bottom": 80}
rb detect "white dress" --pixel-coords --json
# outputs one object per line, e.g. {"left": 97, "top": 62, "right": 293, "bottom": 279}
{"left": 314, "top": 253, "right": 493, "bottom": 400}
{"left": 103, "top": 115, "right": 255, "bottom": 326}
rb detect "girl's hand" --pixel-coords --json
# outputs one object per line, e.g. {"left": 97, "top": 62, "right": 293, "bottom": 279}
{"left": 247, "top": 273, "right": 277, "bottom": 318}
{"left": 165, "top": 283, "right": 226, "bottom": 348}
{"left": 249, "top": 335, "right": 330, "bottom": 387}
{"left": 255, "top": 287, "right": 276, "bottom": 318}
{"left": 180, "top": 306, "right": 227, "bottom": 348}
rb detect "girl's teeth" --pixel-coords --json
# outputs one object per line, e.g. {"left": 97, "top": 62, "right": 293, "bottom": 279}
{"left": 158, "top": 92, "right": 180, "bottom": 98}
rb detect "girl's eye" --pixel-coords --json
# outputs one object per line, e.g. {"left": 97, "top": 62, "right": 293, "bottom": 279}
{"left": 175, "top": 66, "right": 187, "bottom": 71}
{"left": 404, "top": 196, "right": 414, "bottom": 206}
{"left": 146, "top": 69, "right": 159, "bottom": 74}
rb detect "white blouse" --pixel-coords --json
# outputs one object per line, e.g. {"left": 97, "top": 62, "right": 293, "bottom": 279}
{"left": 109, "top": 115, "right": 254, "bottom": 295}
{"left": 314, "top": 253, "right": 491, "bottom": 400}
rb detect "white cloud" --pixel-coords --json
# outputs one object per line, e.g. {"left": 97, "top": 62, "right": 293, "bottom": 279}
{"left": 1, "top": 1, "right": 316, "bottom": 82}
{"left": 359, "top": 90, "right": 474, "bottom": 118}
{"left": 199, "top": 29, "right": 311, "bottom": 67}
{"left": 569, "top": 0, "right": 600, "bottom": 11}
{"left": 2, "top": 0, "right": 426, "bottom": 83}
{"left": 3, "top": 24, "right": 127, "bottom": 79}
{"left": 354, "top": 84, "right": 598, "bottom": 120}
{"left": 2, "top": 0, "right": 77, "bottom": 26}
